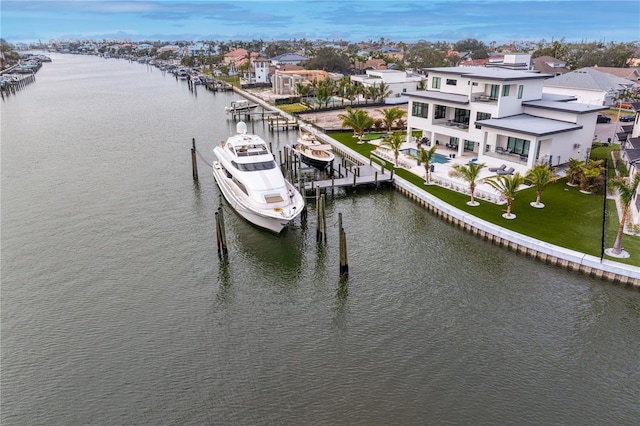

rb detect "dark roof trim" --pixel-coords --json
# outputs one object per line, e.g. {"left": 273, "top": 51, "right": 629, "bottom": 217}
{"left": 522, "top": 102, "right": 608, "bottom": 114}
{"left": 477, "top": 121, "right": 583, "bottom": 137}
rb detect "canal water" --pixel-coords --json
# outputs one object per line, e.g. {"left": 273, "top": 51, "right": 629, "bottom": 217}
{"left": 2, "top": 54, "right": 639, "bottom": 425}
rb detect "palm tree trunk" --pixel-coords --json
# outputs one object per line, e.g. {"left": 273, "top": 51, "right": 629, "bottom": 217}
{"left": 536, "top": 191, "right": 542, "bottom": 206}
{"left": 612, "top": 210, "right": 628, "bottom": 254}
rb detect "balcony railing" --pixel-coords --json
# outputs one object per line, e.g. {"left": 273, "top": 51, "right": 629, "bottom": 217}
{"left": 471, "top": 93, "right": 498, "bottom": 104}
{"left": 434, "top": 119, "right": 470, "bottom": 131}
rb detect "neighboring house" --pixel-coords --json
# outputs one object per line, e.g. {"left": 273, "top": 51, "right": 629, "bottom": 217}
{"left": 543, "top": 67, "right": 639, "bottom": 106}
{"left": 405, "top": 66, "right": 606, "bottom": 175}
{"left": 241, "top": 57, "right": 271, "bottom": 85}
{"left": 223, "top": 48, "right": 249, "bottom": 75}
{"left": 350, "top": 69, "right": 425, "bottom": 103}
{"left": 158, "top": 45, "right": 185, "bottom": 57}
{"left": 591, "top": 66, "right": 640, "bottom": 84}
{"left": 187, "top": 42, "right": 215, "bottom": 57}
{"left": 619, "top": 102, "right": 640, "bottom": 226}
{"left": 532, "top": 56, "right": 570, "bottom": 76}
{"left": 269, "top": 52, "right": 308, "bottom": 67}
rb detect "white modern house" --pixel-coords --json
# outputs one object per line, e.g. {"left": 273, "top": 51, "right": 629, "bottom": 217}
{"left": 351, "top": 69, "right": 425, "bottom": 103}
{"left": 405, "top": 66, "right": 606, "bottom": 173}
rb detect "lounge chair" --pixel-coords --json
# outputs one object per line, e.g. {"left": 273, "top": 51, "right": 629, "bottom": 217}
{"left": 496, "top": 147, "right": 505, "bottom": 154}
{"left": 497, "top": 167, "right": 515, "bottom": 175}
{"left": 489, "top": 164, "right": 506, "bottom": 173}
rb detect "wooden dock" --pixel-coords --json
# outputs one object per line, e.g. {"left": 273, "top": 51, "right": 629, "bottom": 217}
{"left": 302, "top": 162, "right": 393, "bottom": 192}
{"left": 267, "top": 115, "right": 299, "bottom": 130}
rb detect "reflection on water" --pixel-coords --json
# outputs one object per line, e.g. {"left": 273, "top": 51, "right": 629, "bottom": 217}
{"left": 2, "top": 54, "right": 639, "bottom": 426}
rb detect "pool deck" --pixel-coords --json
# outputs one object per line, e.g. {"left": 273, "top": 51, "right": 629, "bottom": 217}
{"left": 371, "top": 138, "right": 533, "bottom": 204}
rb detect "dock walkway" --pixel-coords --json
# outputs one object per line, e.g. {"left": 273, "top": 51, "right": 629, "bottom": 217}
{"left": 303, "top": 162, "right": 393, "bottom": 192}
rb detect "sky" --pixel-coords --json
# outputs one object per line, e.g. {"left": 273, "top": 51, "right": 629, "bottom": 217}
{"left": 1, "top": 0, "right": 639, "bottom": 45}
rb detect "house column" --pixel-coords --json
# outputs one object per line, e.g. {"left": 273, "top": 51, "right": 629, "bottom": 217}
{"left": 526, "top": 140, "right": 537, "bottom": 169}
{"left": 406, "top": 126, "right": 413, "bottom": 144}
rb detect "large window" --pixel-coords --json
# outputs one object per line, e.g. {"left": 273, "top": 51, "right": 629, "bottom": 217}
{"left": 490, "top": 84, "right": 500, "bottom": 100}
{"left": 476, "top": 112, "right": 491, "bottom": 121}
{"left": 434, "top": 105, "right": 446, "bottom": 119}
{"left": 506, "top": 137, "right": 530, "bottom": 155}
{"left": 454, "top": 108, "right": 470, "bottom": 124}
{"left": 502, "top": 85, "right": 510, "bottom": 96}
{"left": 412, "top": 101, "right": 428, "bottom": 118}
{"left": 432, "top": 77, "right": 441, "bottom": 89}
{"left": 517, "top": 85, "right": 523, "bottom": 99}
{"left": 476, "top": 112, "right": 491, "bottom": 129}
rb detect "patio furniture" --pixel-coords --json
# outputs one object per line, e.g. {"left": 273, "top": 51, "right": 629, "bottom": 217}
{"left": 496, "top": 147, "right": 505, "bottom": 154}
{"left": 497, "top": 167, "right": 515, "bottom": 176}
{"left": 488, "top": 164, "right": 506, "bottom": 172}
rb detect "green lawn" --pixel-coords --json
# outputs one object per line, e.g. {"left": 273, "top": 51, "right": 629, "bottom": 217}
{"left": 330, "top": 132, "right": 639, "bottom": 266}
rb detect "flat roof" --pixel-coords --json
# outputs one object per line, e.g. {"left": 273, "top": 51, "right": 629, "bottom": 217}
{"left": 523, "top": 99, "right": 608, "bottom": 114}
{"left": 424, "top": 66, "right": 552, "bottom": 81}
{"left": 477, "top": 114, "right": 583, "bottom": 137}
{"left": 405, "top": 91, "right": 469, "bottom": 105}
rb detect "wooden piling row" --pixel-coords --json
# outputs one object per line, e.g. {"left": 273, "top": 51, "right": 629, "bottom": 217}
{"left": 0, "top": 73, "right": 36, "bottom": 99}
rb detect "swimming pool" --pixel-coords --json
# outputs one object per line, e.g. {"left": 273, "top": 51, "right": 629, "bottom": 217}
{"left": 400, "top": 148, "right": 450, "bottom": 164}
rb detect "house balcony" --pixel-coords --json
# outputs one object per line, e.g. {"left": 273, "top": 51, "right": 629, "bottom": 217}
{"left": 433, "top": 119, "right": 470, "bottom": 132}
{"left": 471, "top": 93, "right": 498, "bottom": 104}
{"left": 484, "top": 148, "right": 529, "bottom": 164}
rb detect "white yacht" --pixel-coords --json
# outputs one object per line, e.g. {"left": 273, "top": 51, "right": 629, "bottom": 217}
{"left": 293, "top": 132, "right": 335, "bottom": 170}
{"left": 212, "top": 122, "right": 305, "bottom": 233}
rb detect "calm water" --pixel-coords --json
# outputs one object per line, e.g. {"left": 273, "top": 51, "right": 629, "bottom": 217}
{"left": 2, "top": 54, "right": 639, "bottom": 425}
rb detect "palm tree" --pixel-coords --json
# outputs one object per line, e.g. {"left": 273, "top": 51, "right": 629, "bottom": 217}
{"left": 609, "top": 173, "right": 640, "bottom": 256}
{"left": 449, "top": 162, "right": 486, "bottom": 205}
{"left": 415, "top": 145, "right": 438, "bottom": 183}
{"left": 484, "top": 173, "right": 526, "bottom": 219}
{"left": 566, "top": 158, "right": 584, "bottom": 186}
{"left": 578, "top": 159, "right": 605, "bottom": 193}
{"left": 525, "top": 164, "right": 558, "bottom": 208}
{"left": 376, "top": 106, "right": 406, "bottom": 133}
{"left": 381, "top": 131, "right": 405, "bottom": 166}
{"left": 373, "top": 81, "right": 392, "bottom": 103}
{"left": 295, "top": 82, "right": 311, "bottom": 100}
{"left": 337, "top": 107, "right": 374, "bottom": 144}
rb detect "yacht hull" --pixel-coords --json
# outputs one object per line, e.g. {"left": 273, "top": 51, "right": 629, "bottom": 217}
{"left": 212, "top": 161, "right": 301, "bottom": 233}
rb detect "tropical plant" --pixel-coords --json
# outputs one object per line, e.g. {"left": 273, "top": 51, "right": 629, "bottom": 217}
{"left": 566, "top": 158, "right": 584, "bottom": 186}
{"left": 381, "top": 131, "right": 406, "bottom": 166}
{"left": 609, "top": 173, "right": 640, "bottom": 256}
{"left": 484, "top": 173, "right": 526, "bottom": 218}
{"left": 373, "top": 81, "right": 393, "bottom": 103}
{"left": 295, "top": 82, "right": 312, "bottom": 99}
{"left": 376, "top": 106, "right": 407, "bottom": 133}
{"left": 415, "top": 145, "right": 438, "bottom": 183}
{"left": 337, "top": 107, "right": 374, "bottom": 144}
{"left": 449, "top": 161, "right": 486, "bottom": 205}
{"left": 525, "top": 164, "right": 558, "bottom": 207}
{"left": 578, "top": 159, "right": 605, "bottom": 193}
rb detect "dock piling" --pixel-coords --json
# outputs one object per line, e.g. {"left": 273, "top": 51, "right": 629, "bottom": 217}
{"left": 191, "top": 138, "right": 198, "bottom": 180}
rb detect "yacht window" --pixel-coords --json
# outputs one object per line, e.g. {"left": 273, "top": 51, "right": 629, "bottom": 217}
{"left": 231, "top": 160, "right": 276, "bottom": 171}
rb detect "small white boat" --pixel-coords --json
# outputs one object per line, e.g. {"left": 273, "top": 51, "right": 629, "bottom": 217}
{"left": 212, "top": 122, "right": 304, "bottom": 233}
{"left": 225, "top": 99, "right": 258, "bottom": 114}
{"left": 293, "top": 132, "right": 335, "bottom": 170}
